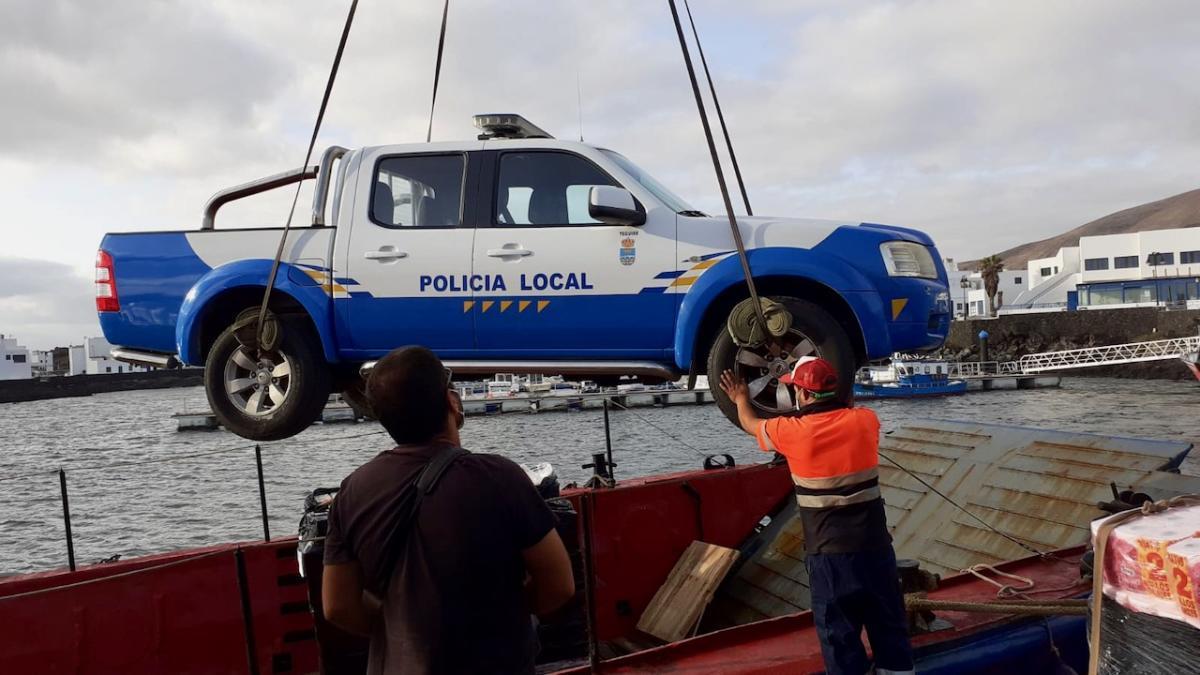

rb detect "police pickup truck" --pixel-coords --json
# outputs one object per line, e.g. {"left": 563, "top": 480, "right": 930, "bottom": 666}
{"left": 98, "top": 114, "right": 951, "bottom": 440}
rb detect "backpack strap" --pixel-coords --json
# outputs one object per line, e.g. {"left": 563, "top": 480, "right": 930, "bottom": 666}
{"left": 373, "top": 445, "right": 469, "bottom": 594}
{"left": 416, "top": 446, "right": 469, "bottom": 495}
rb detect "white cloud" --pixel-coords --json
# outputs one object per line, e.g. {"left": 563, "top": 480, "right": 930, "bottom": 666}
{"left": 0, "top": 257, "right": 98, "bottom": 349}
{"left": 2, "top": 0, "right": 1200, "bottom": 346}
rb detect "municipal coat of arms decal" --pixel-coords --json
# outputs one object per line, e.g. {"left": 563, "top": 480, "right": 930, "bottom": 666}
{"left": 619, "top": 237, "right": 636, "bottom": 266}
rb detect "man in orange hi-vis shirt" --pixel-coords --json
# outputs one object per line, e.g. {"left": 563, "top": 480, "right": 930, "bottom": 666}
{"left": 720, "top": 357, "right": 914, "bottom": 675}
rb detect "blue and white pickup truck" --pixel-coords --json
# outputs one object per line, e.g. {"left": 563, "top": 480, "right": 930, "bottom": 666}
{"left": 97, "top": 114, "right": 951, "bottom": 440}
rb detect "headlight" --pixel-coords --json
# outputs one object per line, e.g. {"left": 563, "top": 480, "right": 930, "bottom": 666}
{"left": 880, "top": 241, "right": 938, "bottom": 279}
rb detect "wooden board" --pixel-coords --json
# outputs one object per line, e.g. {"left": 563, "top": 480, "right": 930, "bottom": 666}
{"left": 636, "top": 541, "right": 740, "bottom": 643}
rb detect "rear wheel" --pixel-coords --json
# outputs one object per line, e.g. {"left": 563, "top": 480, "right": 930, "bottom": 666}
{"left": 205, "top": 319, "right": 331, "bottom": 440}
{"left": 707, "top": 297, "right": 855, "bottom": 427}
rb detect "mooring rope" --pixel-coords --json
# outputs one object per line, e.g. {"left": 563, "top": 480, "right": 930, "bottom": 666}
{"left": 0, "top": 428, "right": 388, "bottom": 484}
{"left": 605, "top": 396, "right": 713, "bottom": 460}
{"left": 904, "top": 596, "right": 1088, "bottom": 616}
{"left": 877, "top": 449, "right": 1051, "bottom": 559}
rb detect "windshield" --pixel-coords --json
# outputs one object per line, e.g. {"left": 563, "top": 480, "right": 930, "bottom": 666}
{"left": 600, "top": 149, "right": 698, "bottom": 214}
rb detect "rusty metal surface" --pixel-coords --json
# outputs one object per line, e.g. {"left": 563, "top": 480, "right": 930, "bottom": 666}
{"left": 715, "top": 420, "right": 1196, "bottom": 622}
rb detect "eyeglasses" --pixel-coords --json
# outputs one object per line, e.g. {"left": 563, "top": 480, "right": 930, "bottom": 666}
{"left": 444, "top": 367, "right": 454, "bottom": 388}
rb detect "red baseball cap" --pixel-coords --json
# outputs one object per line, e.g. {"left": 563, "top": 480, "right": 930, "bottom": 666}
{"left": 780, "top": 357, "right": 839, "bottom": 393}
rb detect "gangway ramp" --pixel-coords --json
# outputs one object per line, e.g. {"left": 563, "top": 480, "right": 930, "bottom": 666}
{"left": 1017, "top": 335, "right": 1200, "bottom": 373}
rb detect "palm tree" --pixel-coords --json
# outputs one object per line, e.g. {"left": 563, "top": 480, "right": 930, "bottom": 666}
{"left": 979, "top": 255, "right": 1005, "bottom": 316}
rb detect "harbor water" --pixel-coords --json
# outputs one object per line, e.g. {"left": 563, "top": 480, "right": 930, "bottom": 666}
{"left": 2, "top": 377, "right": 1197, "bottom": 575}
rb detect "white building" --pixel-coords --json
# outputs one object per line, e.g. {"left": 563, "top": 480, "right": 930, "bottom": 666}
{"left": 0, "top": 334, "right": 32, "bottom": 380}
{"left": 68, "top": 337, "right": 152, "bottom": 375}
{"left": 30, "top": 350, "right": 56, "bottom": 377}
{"left": 954, "top": 270, "right": 1027, "bottom": 318}
{"left": 988, "top": 226, "right": 1200, "bottom": 314}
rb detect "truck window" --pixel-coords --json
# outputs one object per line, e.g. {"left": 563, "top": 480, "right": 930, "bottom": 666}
{"left": 371, "top": 154, "right": 465, "bottom": 228}
{"left": 495, "top": 151, "right": 618, "bottom": 226}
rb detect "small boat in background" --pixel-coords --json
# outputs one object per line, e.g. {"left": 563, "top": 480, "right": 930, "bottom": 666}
{"left": 854, "top": 357, "right": 968, "bottom": 399}
{"left": 1182, "top": 344, "right": 1200, "bottom": 381}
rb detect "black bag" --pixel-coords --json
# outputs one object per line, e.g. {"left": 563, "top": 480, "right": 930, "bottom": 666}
{"left": 370, "top": 445, "right": 468, "bottom": 594}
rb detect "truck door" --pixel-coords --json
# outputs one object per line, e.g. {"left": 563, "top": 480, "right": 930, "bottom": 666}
{"left": 338, "top": 148, "right": 479, "bottom": 358}
{"left": 471, "top": 148, "right": 678, "bottom": 359}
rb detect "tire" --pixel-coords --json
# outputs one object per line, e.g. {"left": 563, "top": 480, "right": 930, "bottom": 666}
{"left": 340, "top": 377, "right": 376, "bottom": 421}
{"left": 204, "top": 318, "right": 331, "bottom": 440}
{"left": 707, "top": 297, "right": 855, "bottom": 428}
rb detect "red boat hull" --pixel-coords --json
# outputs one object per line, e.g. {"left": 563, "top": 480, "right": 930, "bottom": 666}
{"left": 0, "top": 460, "right": 1089, "bottom": 674}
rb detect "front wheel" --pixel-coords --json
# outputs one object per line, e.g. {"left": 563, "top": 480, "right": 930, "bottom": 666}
{"left": 204, "top": 319, "right": 331, "bottom": 440}
{"left": 707, "top": 297, "right": 855, "bottom": 427}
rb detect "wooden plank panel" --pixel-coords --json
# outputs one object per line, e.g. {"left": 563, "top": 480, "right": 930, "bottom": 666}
{"left": 637, "top": 541, "right": 740, "bottom": 643}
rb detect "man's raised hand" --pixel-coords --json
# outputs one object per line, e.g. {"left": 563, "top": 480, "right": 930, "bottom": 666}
{"left": 719, "top": 369, "right": 749, "bottom": 406}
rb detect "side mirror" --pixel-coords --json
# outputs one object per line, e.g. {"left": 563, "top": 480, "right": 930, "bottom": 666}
{"left": 588, "top": 186, "right": 646, "bottom": 226}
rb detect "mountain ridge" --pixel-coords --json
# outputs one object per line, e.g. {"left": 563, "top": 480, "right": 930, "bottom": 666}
{"left": 960, "top": 187, "right": 1200, "bottom": 271}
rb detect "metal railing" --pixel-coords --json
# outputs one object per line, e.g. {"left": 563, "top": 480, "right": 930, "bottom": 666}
{"left": 1017, "top": 336, "right": 1200, "bottom": 373}
{"left": 949, "top": 361, "right": 1023, "bottom": 378}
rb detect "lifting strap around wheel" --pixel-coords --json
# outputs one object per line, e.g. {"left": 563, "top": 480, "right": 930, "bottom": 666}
{"left": 727, "top": 297, "right": 791, "bottom": 347}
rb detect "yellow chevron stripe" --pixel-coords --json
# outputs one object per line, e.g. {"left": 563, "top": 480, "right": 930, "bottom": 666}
{"left": 482, "top": 301, "right": 495, "bottom": 313}
{"left": 670, "top": 276, "right": 700, "bottom": 288}
{"left": 537, "top": 300, "right": 550, "bottom": 313}
{"left": 519, "top": 300, "right": 532, "bottom": 312}
{"left": 463, "top": 301, "right": 475, "bottom": 312}
{"left": 693, "top": 258, "right": 720, "bottom": 270}
{"left": 500, "top": 300, "right": 513, "bottom": 312}
{"left": 891, "top": 298, "right": 908, "bottom": 320}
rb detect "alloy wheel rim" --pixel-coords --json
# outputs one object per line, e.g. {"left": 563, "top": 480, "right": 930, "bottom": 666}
{"left": 733, "top": 329, "right": 818, "bottom": 414}
{"left": 223, "top": 346, "right": 292, "bottom": 418}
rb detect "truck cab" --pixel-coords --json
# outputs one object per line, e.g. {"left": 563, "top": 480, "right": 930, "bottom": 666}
{"left": 98, "top": 114, "right": 951, "bottom": 440}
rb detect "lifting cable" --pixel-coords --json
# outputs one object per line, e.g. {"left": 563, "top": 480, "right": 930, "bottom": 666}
{"left": 427, "top": 0, "right": 451, "bottom": 143}
{"left": 254, "top": 0, "right": 359, "bottom": 352}
{"left": 666, "top": 0, "right": 768, "bottom": 337}
{"left": 682, "top": 0, "right": 752, "bottom": 216}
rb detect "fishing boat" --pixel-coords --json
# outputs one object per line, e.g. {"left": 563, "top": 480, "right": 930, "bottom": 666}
{"left": 4, "top": 421, "right": 1197, "bottom": 674}
{"left": 854, "top": 358, "right": 968, "bottom": 399}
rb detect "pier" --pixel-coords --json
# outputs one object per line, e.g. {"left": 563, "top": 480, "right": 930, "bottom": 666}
{"left": 173, "top": 389, "right": 717, "bottom": 431}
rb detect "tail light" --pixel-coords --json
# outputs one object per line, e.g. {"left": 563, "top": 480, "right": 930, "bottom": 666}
{"left": 96, "top": 250, "right": 119, "bottom": 312}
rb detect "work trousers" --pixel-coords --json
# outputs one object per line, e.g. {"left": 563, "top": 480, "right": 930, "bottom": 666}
{"left": 807, "top": 547, "right": 915, "bottom": 675}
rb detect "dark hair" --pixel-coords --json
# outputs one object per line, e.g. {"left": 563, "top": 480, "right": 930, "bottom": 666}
{"left": 366, "top": 346, "right": 449, "bottom": 444}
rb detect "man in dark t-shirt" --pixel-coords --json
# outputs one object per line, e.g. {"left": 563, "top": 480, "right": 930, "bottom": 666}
{"left": 322, "top": 347, "right": 575, "bottom": 674}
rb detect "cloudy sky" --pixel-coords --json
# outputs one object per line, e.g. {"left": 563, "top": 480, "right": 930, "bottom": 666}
{"left": 3, "top": 0, "right": 1200, "bottom": 348}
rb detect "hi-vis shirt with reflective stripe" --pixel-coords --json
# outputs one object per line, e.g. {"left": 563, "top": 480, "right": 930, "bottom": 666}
{"left": 755, "top": 406, "right": 882, "bottom": 510}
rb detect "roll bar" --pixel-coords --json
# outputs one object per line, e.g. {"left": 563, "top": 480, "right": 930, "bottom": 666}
{"left": 200, "top": 145, "right": 350, "bottom": 230}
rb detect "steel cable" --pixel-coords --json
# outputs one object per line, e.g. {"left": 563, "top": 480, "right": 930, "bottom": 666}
{"left": 666, "top": 0, "right": 768, "bottom": 335}
{"left": 426, "top": 0, "right": 450, "bottom": 143}
{"left": 682, "top": 0, "right": 752, "bottom": 215}
{"left": 255, "top": 0, "right": 359, "bottom": 350}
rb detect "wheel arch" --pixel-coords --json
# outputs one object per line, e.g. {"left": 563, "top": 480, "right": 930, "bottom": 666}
{"left": 177, "top": 261, "right": 337, "bottom": 366}
{"left": 674, "top": 249, "right": 891, "bottom": 374}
